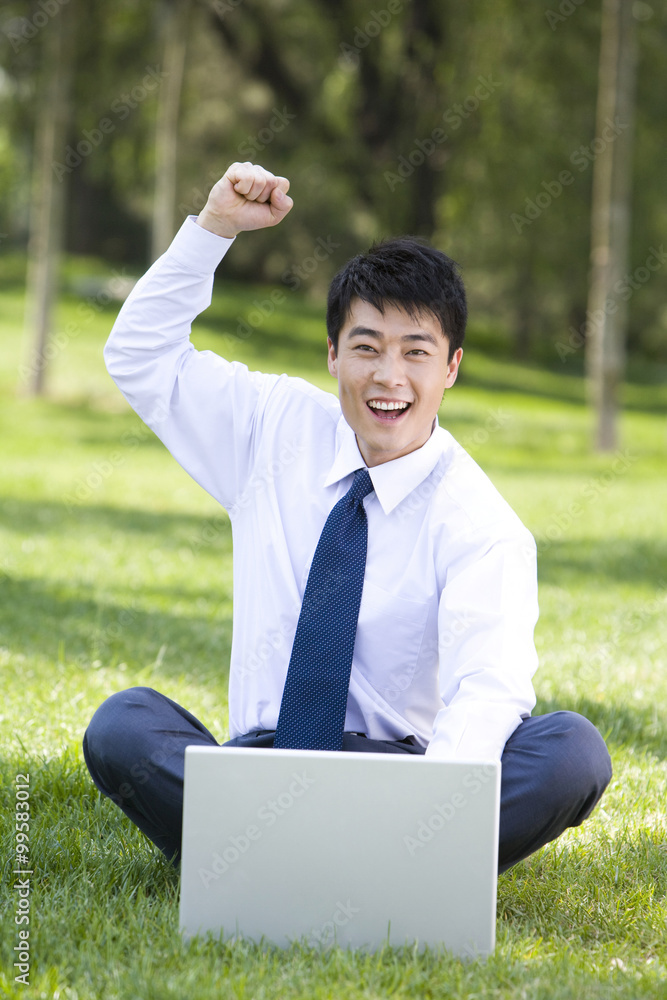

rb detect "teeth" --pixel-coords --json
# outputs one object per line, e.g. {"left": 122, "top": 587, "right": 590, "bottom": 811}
{"left": 368, "top": 400, "right": 409, "bottom": 411}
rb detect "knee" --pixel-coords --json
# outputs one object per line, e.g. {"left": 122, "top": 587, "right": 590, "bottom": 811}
{"left": 83, "top": 686, "right": 162, "bottom": 766}
{"left": 557, "top": 711, "right": 612, "bottom": 783}
{"left": 506, "top": 710, "right": 612, "bottom": 802}
{"left": 540, "top": 711, "right": 612, "bottom": 810}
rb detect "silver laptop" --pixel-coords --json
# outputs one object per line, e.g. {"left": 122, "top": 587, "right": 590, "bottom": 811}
{"left": 179, "top": 746, "right": 500, "bottom": 957}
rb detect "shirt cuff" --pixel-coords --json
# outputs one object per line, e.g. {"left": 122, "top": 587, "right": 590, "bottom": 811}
{"left": 165, "top": 215, "right": 236, "bottom": 276}
{"left": 424, "top": 704, "right": 525, "bottom": 762}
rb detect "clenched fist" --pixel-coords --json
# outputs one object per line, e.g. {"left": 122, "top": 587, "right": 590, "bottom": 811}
{"left": 196, "top": 162, "right": 293, "bottom": 239}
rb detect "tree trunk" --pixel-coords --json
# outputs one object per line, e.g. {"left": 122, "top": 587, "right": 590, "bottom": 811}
{"left": 151, "top": 0, "right": 192, "bottom": 261}
{"left": 21, "top": 1, "right": 75, "bottom": 397}
{"left": 585, "top": 0, "right": 636, "bottom": 451}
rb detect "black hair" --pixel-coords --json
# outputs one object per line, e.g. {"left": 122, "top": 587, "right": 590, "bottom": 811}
{"left": 326, "top": 236, "right": 467, "bottom": 362}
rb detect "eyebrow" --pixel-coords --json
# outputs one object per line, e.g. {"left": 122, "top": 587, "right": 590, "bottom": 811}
{"left": 346, "top": 326, "right": 440, "bottom": 346}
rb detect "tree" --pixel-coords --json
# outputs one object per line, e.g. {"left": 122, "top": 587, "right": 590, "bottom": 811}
{"left": 585, "top": 0, "right": 636, "bottom": 450}
{"left": 151, "top": 0, "right": 192, "bottom": 261}
{"left": 21, "top": 0, "right": 76, "bottom": 396}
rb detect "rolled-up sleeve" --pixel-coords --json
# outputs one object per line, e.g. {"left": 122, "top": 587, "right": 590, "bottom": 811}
{"left": 425, "top": 527, "right": 538, "bottom": 762}
{"left": 104, "top": 217, "right": 279, "bottom": 509}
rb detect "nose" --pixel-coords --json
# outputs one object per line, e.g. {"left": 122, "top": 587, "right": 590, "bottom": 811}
{"left": 371, "top": 351, "right": 407, "bottom": 387}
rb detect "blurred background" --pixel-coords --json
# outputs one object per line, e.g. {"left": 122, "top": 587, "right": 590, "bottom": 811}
{"left": 1, "top": 14, "right": 666, "bottom": 988}
{"left": 1, "top": 0, "right": 665, "bottom": 451}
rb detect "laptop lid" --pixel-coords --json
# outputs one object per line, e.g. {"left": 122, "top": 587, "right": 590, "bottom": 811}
{"left": 179, "top": 746, "right": 500, "bottom": 957}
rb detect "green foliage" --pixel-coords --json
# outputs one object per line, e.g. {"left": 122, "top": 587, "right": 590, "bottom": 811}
{"left": 0, "top": 282, "right": 666, "bottom": 997}
{"left": 2, "top": 0, "right": 666, "bottom": 359}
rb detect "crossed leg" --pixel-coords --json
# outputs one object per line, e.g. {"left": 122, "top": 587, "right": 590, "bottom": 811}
{"left": 83, "top": 686, "right": 612, "bottom": 871}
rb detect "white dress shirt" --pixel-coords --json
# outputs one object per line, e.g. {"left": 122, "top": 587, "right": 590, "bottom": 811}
{"left": 104, "top": 217, "right": 539, "bottom": 761}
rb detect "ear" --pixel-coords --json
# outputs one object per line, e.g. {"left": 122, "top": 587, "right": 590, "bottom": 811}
{"left": 445, "top": 347, "right": 463, "bottom": 389}
{"left": 327, "top": 337, "right": 338, "bottom": 378}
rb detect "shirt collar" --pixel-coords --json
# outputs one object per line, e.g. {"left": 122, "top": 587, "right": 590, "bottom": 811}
{"left": 323, "top": 415, "right": 447, "bottom": 515}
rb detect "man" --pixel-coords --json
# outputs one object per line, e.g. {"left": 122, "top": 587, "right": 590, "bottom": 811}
{"left": 83, "top": 161, "right": 612, "bottom": 872}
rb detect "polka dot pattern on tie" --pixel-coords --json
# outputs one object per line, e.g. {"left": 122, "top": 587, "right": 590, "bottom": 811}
{"left": 273, "top": 468, "right": 375, "bottom": 751}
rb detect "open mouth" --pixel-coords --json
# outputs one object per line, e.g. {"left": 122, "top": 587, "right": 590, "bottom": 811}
{"left": 366, "top": 400, "right": 412, "bottom": 422}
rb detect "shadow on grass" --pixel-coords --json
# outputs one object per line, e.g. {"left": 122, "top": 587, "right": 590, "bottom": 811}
{"left": 0, "top": 496, "right": 233, "bottom": 549}
{"left": 8, "top": 398, "right": 171, "bottom": 451}
{"left": 3, "top": 572, "right": 665, "bottom": 761}
{"left": 6, "top": 497, "right": 667, "bottom": 593}
{"left": 534, "top": 695, "right": 666, "bottom": 760}
{"left": 0, "top": 575, "right": 232, "bottom": 684}
{"left": 459, "top": 366, "right": 667, "bottom": 415}
{"left": 538, "top": 537, "right": 667, "bottom": 589}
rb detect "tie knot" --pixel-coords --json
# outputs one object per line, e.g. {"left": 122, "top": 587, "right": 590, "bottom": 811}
{"left": 347, "top": 468, "right": 374, "bottom": 505}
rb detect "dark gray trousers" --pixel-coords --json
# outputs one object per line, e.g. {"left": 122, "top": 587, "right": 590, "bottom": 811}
{"left": 82, "top": 686, "right": 612, "bottom": 873}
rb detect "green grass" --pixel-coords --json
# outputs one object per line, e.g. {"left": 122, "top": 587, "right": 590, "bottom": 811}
{"left": 1, "top": 273, "right": 666, "bottom": 999}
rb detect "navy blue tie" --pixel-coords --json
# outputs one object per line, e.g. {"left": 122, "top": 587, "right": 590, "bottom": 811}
{"left": 274, "top": 468, "right": 375, "bottom": 751}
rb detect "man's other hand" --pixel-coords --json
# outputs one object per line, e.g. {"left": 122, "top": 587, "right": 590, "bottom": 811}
{"left": 196, "top": 162, "right": 293, "bottom": 239}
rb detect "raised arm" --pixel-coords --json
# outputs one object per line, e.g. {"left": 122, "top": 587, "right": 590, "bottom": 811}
{"left": 104, "top": 163, "right": 293, "bottom": 509}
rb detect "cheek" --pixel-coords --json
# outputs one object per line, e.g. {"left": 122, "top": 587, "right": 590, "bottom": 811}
{"left": 419, "top": 378, "right": 446, "bottom": 406}
{"left": 339, "top": 364, "right": 365, "bottom": 392}
{"left": 337, "top": 376, "right": 357, "bottom": 406}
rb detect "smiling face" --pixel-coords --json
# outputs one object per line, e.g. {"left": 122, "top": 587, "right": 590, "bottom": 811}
{"left": 327, "top": 298, "right": 463, "bottom": 468}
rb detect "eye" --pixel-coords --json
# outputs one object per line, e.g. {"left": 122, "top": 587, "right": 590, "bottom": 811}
{"left": 407, "top": 349, "right": 428, "bottom": 356}
{"left": 354, "top": 344, "right": 377, "bottom": 353}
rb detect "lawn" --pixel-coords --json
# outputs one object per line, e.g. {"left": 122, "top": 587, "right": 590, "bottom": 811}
{"left": 1, "top": 270, "right": 666, "bottom": 999}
